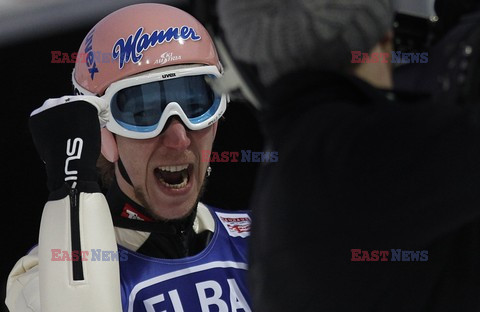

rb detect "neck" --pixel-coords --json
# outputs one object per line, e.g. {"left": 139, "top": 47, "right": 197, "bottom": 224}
{"left": 106, "top": 177, "right": 197, "bottom": 233}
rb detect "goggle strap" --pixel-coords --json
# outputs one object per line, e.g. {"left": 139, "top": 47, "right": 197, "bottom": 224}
{"left": 118, "top": 157, "right": 133, "bottom": 187}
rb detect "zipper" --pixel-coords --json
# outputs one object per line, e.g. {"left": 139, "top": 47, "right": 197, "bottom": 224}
{"left": 70, "top": 187, "right": 84, "bottom": 281}
{"left": 177, "top": 226, "right": 189, "bottom": 258}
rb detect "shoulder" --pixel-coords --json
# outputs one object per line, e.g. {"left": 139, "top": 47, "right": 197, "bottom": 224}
{"left": 199, "top": 203, "right": 251, "bottom": 238}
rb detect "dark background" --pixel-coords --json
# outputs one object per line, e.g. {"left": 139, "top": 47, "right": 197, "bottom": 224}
{"left": 0, "top": 2, "right": 263, "bottom": 311}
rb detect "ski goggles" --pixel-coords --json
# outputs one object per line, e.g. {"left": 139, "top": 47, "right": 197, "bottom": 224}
{"left": 101, "top": 65, "right": 227, "bottom": 139}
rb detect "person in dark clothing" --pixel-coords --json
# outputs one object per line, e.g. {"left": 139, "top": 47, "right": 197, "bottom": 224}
{"left": 216, "top": 0, "right": 480, "bottom": 310}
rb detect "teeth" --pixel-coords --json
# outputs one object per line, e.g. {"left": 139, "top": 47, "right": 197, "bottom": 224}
{"left": 160, "top": 177, "right": 188, "bottom": 189}
{"left": 156, "top": 165, "right": 189, "bottom": 189}
{"left": 157, "top": 164, "right": 189, "bottom": 172}
{"left": 158, "top": 171, "right": 188, "bottom": 189}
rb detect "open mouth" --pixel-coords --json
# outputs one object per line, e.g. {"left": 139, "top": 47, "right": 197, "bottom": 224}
{"left": 154, "top": 164, "right": 191, "bottom": 189}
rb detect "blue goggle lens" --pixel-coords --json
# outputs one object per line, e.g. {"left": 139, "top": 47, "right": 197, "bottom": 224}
{"left": 110, "top": 75, "right": 220, "bottom": 132}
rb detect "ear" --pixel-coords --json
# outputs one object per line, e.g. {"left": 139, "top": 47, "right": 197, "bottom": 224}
{"left": 100, "top": 128, "right": 119, "bottom": 163}
{"left": 212, "top": 121, "right": 219, "bottom": 137}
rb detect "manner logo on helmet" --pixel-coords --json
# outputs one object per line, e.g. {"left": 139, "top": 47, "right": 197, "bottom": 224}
{"left": 112, "top": 26, "right": 201, "bottom": 69}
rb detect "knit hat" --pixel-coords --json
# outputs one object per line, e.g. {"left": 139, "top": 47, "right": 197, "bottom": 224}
{"left": 217, "top": 0, "right": 394, "bottom": 86}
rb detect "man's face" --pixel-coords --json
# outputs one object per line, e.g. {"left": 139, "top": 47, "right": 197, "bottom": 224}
{"left": 115, "top": 117, "right": 217, "bottom": 220}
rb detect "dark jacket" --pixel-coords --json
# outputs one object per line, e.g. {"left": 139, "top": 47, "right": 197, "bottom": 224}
{"left": 249, "top": 70, "right": 480, "bottom": 311}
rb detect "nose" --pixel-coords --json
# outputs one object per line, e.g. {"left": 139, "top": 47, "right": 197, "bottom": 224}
{"left": 161, "top": 117, "right": 191, "bottom": 150}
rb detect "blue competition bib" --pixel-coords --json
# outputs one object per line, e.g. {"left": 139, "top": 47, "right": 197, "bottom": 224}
{"left": 119, "top": 207, "right": 251, "bottom": 312}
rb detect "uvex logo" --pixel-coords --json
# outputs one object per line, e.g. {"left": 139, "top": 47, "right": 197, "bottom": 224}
{"left": 84, "top": 29, "right": 99, "bottom": 79}
{"left": 64, "top": 138, "right": 83, "bottom": 186}
{"left": 162, "top": 73, "right": 176, "bottom": 79}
